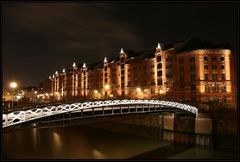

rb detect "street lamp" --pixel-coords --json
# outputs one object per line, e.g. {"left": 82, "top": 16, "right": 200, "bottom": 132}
{"left": 9, "top": 81, "right": 18, "bottom": 108}
{"left": 159, "top": 89, "right": 163, "bottom": 100}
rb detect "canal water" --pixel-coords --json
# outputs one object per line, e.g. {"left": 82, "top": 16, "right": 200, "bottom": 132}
{"left": 2, "top": 123, "right": 237, "bottom": 159}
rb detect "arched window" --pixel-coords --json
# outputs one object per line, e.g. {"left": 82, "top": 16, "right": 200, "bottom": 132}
{"left": 204, "top": 55, "right": 208, "bottom": 61}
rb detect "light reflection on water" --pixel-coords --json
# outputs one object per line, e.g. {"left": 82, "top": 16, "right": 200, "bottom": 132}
{"left": 3, "top": 124, "right": 236, "bottom": 159}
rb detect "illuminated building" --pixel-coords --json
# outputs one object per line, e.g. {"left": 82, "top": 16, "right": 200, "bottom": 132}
{"left": 41, "top": 38, "right": 235, "bottom": 105}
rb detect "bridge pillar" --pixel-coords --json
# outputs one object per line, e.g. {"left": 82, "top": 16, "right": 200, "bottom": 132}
{"left": 102, "top": 107, "right": 104, "bottom": 115}
{"left": 81, "top": 109, "right": 83, "bottom": 117}
{"left": 112, "top": 107, "right": 114, "bottom": 114}
{"left": 120, "top": 106, "right": 122, "bottom": 114}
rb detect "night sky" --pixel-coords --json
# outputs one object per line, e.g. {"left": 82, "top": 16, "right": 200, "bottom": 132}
{"left": 2, "top": 2, "right": 238, "bottom": 89}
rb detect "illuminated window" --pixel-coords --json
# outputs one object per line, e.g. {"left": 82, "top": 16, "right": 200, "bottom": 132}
{"left": 205, "top": 84, "right": 210, "bottom": 92}
{"left": 221, "top": 64, "right": 225, "bottom": 69}
{"left": 213, "top": 83, "right": 218, "bottom": 92}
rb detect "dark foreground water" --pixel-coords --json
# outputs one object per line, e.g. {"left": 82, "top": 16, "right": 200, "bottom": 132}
{"left": 3, "top": 123, "right": 237, "bottom": 159}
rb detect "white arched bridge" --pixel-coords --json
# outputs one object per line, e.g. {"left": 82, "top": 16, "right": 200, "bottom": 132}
{"left": 2, "top": 99, "right": 198, "bottom": 128}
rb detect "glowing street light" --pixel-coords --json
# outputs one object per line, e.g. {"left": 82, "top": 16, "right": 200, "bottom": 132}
{"left": 9, "top": 81, "right": 18, "bottom": 107}
{"left": 159, "top": 89, "right": 163, "bottom": 94}
{"left": 10, "top": 82, "right": 17, "bottom": 89}
{"left": 136, "top": 87, "right": 141, "bottom": 93}
{"left": 105, "top": 84, "right": 110, "bottom": 90}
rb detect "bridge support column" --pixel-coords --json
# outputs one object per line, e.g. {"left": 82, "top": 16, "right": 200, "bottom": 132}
{"left": 148, "top": 104, "right": 150, "bottom": 112}
{"left": 128, "top": 105, "right": 130, "bottom": 113}
{"left": 120, "top": 106, "right": 122, "bottom": 114}
{"left": 92, "top": 108, "right": 94, "bottom": 115}
{"left": 112, "top": 107, "right": 114, "bottom": 114}
{"left": 81, "top": 109, "right": 83, "bottom": 117}
{"left": 135, "top": 105, "right": 137, "bottom": 112}
{"left": 102, "top": 107, "right": 104, "bottom": 115}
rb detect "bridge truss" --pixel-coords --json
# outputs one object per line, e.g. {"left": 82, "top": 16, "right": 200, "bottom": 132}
{"left": 2, "top": 99, "right": 198, "bottom": 128}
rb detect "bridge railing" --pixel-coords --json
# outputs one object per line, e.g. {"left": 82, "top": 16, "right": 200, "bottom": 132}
{"left": 2, "top": 99, "right": 198, "bottom": 128}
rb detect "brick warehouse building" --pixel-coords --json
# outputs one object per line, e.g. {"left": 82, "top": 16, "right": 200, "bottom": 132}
{"left": 40, "top": 37, "right": 235, "bottom": 106}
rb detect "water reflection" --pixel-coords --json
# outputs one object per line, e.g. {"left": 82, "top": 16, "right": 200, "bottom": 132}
{"left": 92, "top": 149, "right": 106, "bottom": 159}
{"left": 53, "top": 131, "right": 62, "bottom": 153}
{"left": 32, "top": 128, "right": 37, "bottom": 149}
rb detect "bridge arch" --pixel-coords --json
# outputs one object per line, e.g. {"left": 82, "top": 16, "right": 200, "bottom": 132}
{"left": 2, "top": 99, "right": 198, "bottom": 128}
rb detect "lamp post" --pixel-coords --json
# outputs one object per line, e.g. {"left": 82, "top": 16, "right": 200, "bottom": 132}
{"left": 34, "top": 91, "right": 37, "bottom": 103}
{"left": 10, "top": 82, "right": 17, "bottom": 108}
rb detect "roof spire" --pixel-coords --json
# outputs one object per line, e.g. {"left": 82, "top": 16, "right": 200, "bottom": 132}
{"left": 120, "top": 48, "right": 124, "bottom": 54}
{"left": 72, "top": 62, "right": 76, "bottom": 67}
{"left": 104, "top": 57, "right": 107, "bottom": 63}
{"left": 83, "top": 63, "right": 86, "bottom": 68}
{"left": 156, "top": 43, "right": 161, "bottom": 50}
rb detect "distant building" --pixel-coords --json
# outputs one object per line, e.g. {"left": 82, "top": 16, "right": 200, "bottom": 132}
{"left": 40, "top": 37, "right": 235, "bottom": 107}
{"left": 22, "top": 86, "right": 38, "bottom": 102}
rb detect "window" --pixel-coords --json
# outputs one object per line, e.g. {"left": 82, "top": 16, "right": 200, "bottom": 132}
{"left": 191, "top": 85, "right": 196, "bottom": 91}
{"left": 157, "top": 56, "right": 161, "bottom": 62}
{"left": 179, "top": 66, "right": 184, "bottom": 72}
{"left": 222, "top": 96, "right": 227, "bottom": 102}
{"left": 212, "top": 56, "right": 217, "bottom": 61}
{"left": 204, "top": 65, "right": 208, "bottom": 70}
{"left": 158, "top": 70, "right": 162, "bottom": 76}
{"left": 158, "top": 79, "right": 162, "bottom": 85}
{"left": 157, "top": 63, "right": 162, "bottom": 69}
{"left": 213, "top": 83, "right": 218, "bottom": 92}
{"left": 221, "top": 74, "right": 225, "bottom": 80}
{"left": 205, "top": 74, "right": 209, "bottom": 80}
{"left": 212, "top": 65, "right": 217, "bottom": 69}
{"left": 205, "top": 84, "right": 210, "bottom": 92}
{"left": 221, "top": 57, "right": 224, "bottom": 61}
{"left": 204, "top": 56, "right": 208, "bottom": 61}
{"left": 190, "top": 65, "right": 195, "bottom": 71}
{"left": 190, "top": 74, "right": 195, "bottom": 81}
{"left": 221, "top": 64, "right": 225, "bottom": 69}
{"left": 222, "top": 83, "right": 226, "bottom": 92}
{"left": 179, "top": 75, "right": 184, "bottom": 81}
{"left": 212, "top": 74, "right": 218, "bottom": 81}
{"left": 190, "top": 56, "right": 195, "bottom": 63}
{"left": 179, "top": 58, "right": 184, "bottom": 64}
